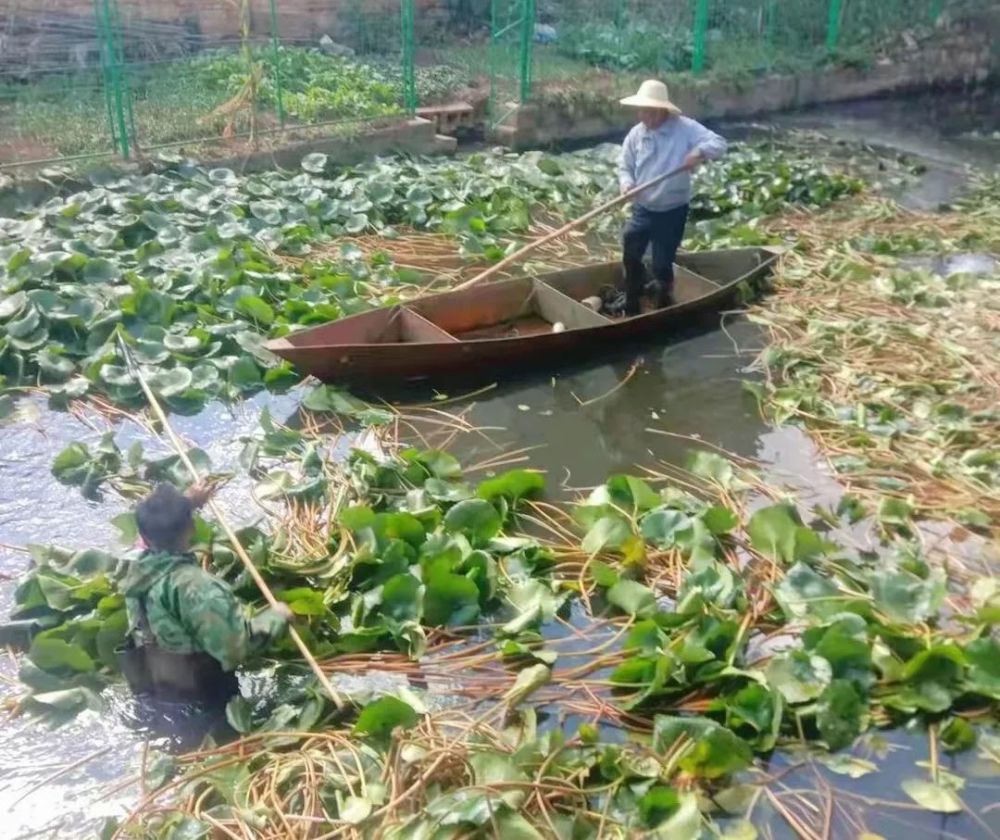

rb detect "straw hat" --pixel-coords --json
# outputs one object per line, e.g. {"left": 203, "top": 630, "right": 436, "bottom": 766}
{"left": 619, "top": 79, "right": 681, "bottom": 114}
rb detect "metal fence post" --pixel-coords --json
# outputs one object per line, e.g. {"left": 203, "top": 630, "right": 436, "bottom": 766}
{"left": 826, "top": 0, "right": 843, "bottom": 52}
{"left": 518, "top": 0, "right": 536, "bottom": 103}
{"left": 95, "top": 0, "right": 130, "bottom": 158}
{"left": 400, "top": 0, "right": 417, "bottom": 114}
{"left": 268, "top": 0, "right": 286, "bottom": 125}
{"left": 692, "top": 0, "right": 709, "bottom": 74}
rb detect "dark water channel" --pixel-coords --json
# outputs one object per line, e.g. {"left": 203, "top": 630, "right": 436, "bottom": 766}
{"left": 1, "top": 90, "right": 999, "bottom": 839}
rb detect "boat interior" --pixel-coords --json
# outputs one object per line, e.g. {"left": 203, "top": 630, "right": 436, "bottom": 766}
{"left": 279, "top": 249, "right": 769, "bottom": 348}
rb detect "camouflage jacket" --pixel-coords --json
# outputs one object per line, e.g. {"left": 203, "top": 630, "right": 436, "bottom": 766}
{"left": 120, "top": 551, "right": 286, "bottom": 672}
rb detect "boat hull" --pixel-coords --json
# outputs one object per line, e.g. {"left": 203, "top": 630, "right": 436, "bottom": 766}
{"left": 265, "top": 247, "right": 779, "bottom": 385}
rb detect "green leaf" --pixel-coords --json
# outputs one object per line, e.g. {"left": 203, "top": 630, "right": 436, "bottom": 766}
{"left": 872, "top": 566, "right": 945, "bottom": 624}
{"left": 148, "top": 367, "right": 194, "bottom": 398}
{"left": 29, "top": 686, "right": 102, "bottom": 712}
{"left": 277, "top": 587, "right": 328, "bottom": 617}
{"left": 443, "top": 499, "right": 501, "bottom": 546}
{"left": 582, "top": 515, "right": 632, "bottom": 555}
{"left": 638, "top": 785, "right": 687, "bottom": 831}
{"left": 748, "top": 504, "right": 804, "bottom": 564}
{"left": 164, "top": 333, "right": 202, "bottom": 353}
{"left": 340, "top": 505, "right": 375, "bottom": 531}
{"left": 95, "top": 608, "right": 128, "bottom": 669}
{"left": 940, "top": 717, "right": 976, "bottom": 753}
{"left": 686, "top": 450, "right": 735, "bottom": 488}
{"left": 726, "top": 683, "right": 781, "bottom": 749}
{"left": 301, "top": 152, "right": 328, "bottom": 173}
{"left": 817, "top": 753, "right": 878, "bottom": 779}
{"left": 640, "top": 509, "right": 691, "bottom": 548}
{"left": 504, "top": 663, "right": 551, "bottom": 707}
{"left": 775, "top": 562, "right": 848, "bottom": 620}
{"left": 500, "top": 580, "right": 562, "bottom": 635}
{"left": 407, "top": 449, "right": 463, "bottom": 480}
{"left": 345, "top": 213, "right": 369, "bottom": 234}
{"left": 0, "top": 290, "right": 27, "bottom": 319}
{"left": 649, "top": 791, "right": 701, "bottom": 839}
{"left": 423, "top": 568, "right": 480, "bottom": 627}
{"left": 964, "top": 637, "right": 1000, "bottom": 700}
{"left": 354, "top": 696, "right": 420, "bottom": 740}
{"left": 701, "top": 505, "right": 739, "bottom": 535}
{"left": 897, "top": 644, "right": 966, "bottom": 713}
{"left": 607, "top": 474, "right": 661, "bottom": 513}
{"left": 82, "top": 258, "right": 120, "bottom": 283}
{"left": 877, "top": 497, "right": 914, "bottom": 534}
{"left": 900, "top": 778, "right": 963, "bottom": 814}
{"left": 652, "top": 715, "right": 753, "bottom": 778}
{"left": 589, "top": 559, "right": 619, "bottom": 588}
{"left": 225, "top": 696, "right": 254, "bottom": 733}
{"left": 424, "top": 478, "right": 473, "bottom": 503}
{"left": 424, "top": 788, "right": 502, "bottom": 827}
{"left": 804, "top": 616, "right": 873, "bottom": 686}
{"left": 607, "top": 579, "right": 656, "bottom": 618}
{"left": 815, "top": 680, "right": 866, "bottom": 750}
{"left": 100, "top": 364, "right": 136, "bottom": 387}
{"left": 381, "top": 573, "right": 422, "bottom": 622}
{"left": 340, "top": 795, "right": 373, "bottom": 824}
{"left": 477, "top": 469, "right": 545, "bottom": 504}
{"left": 493, "top": 813, "right": 543, "bottom": 840}
{"left": 29, "top": 637, "right": 96, "bottom": 674}
{"left": 36, "top": 349, "right": 76, "bottom": 382}
{"left": 235, "top": 295, "right": 275, "bottom": 326}
{"left": 228, "top": 357, "right": 262, "bottom": 392}
{"left": 249, "top": 201, "right": 282, "bottom": 225}
{"left": 302, "top": 384, "right": 368, "bottom": 414}
{"left": 765, "top": 650, "right": 832, "bottom": 704}
{"left": 7, "top": 305, "right": 41, "bottom": 338}
{"left": 51, "top": 442, "right": 91, "bottom": 481}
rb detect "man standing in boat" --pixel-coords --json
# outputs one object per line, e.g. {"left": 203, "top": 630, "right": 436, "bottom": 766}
{"left": 618, "top": 80, "right": 727, "bottom": 316}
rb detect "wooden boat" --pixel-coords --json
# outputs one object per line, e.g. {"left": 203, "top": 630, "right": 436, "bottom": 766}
{"left": 265, "top": 247, "right": 780, "bottom": 384}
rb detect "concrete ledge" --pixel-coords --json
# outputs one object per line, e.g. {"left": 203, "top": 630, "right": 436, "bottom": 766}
{"left": 491, "top": 18, "right": 999, "bottom": 150}
{"left": 210, "top": 117, "right": 443, "bottom": 174}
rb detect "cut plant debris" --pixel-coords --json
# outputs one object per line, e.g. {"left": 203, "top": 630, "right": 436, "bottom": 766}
{"left": 748, "top": 177, "right": 1000, "bottom": 537}
{"left": 4, "top": 393, "right": 997, "bottom": 838}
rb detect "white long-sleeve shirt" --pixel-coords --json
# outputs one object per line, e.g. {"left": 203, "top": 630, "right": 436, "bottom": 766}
{"left": 618, "top": 116, "right": 727, "bottom": 211}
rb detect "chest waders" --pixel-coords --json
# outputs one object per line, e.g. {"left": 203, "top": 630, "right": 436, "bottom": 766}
{"left": 117, "top": 592, "right": 238, "bottom": 704}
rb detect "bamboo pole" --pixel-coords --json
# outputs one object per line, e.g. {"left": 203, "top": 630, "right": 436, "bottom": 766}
{"left": 116, "top": 335, "right": 347, "bottom": 711}
{"left": 454, "top": 163, "right": 688, "bottom": 291}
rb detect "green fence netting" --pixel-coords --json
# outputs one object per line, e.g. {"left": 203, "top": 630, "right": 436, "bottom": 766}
{"left": 0, "top": 0, "right": 988, "bottom": 169}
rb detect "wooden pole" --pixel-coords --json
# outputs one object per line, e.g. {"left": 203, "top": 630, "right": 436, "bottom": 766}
{"left": 454, "top": 163, "right": 688, "bottom": 291}
{"left": 116, "top": 335, "right": 347, "bottom": 711}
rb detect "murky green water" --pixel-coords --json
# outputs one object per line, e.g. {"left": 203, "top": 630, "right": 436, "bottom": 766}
{"left": 2, "top": 91, "right": 998, "bottom": 839}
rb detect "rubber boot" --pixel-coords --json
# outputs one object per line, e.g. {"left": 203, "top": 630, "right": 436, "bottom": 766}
{"left": 653, "top": 281, "right": 676, "bottom": 308}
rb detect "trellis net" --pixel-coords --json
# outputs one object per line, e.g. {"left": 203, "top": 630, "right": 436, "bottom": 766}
{"left": 0, "top": 0, "right": 987, "bottom": 169}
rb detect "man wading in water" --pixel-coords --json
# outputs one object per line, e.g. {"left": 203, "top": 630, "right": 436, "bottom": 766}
{"left": 117, "top": 482, "right": 291, "bottom": 703}
{"left": 618, "top": 79, "right": 727, "bottom": 315}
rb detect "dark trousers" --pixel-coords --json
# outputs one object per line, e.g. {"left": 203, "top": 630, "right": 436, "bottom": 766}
{"left": 622, "top": 203, "right": 689, "bottom": 315}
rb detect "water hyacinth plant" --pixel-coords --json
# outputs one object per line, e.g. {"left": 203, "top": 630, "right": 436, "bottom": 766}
{"left": 0, "top": 142, "right": 860, "bottom": 411}
{"left": 4, "top": 393, "right": 997, "bottom": 837}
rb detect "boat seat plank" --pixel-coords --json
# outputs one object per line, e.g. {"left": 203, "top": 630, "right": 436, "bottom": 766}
{"left": 678, "top": 249, "right": 765, "bottom": 284}
{"left": 398, "top": 308, "right": 459, "bottom": 343}
{"left": 410, "top": 277, "right": 535, "bottom": 335}
{"left": 533, "top": 280, "right": 612, "bottom": 328}
{"left": 674, "top": 266, "right": 722, "bottom": 302}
